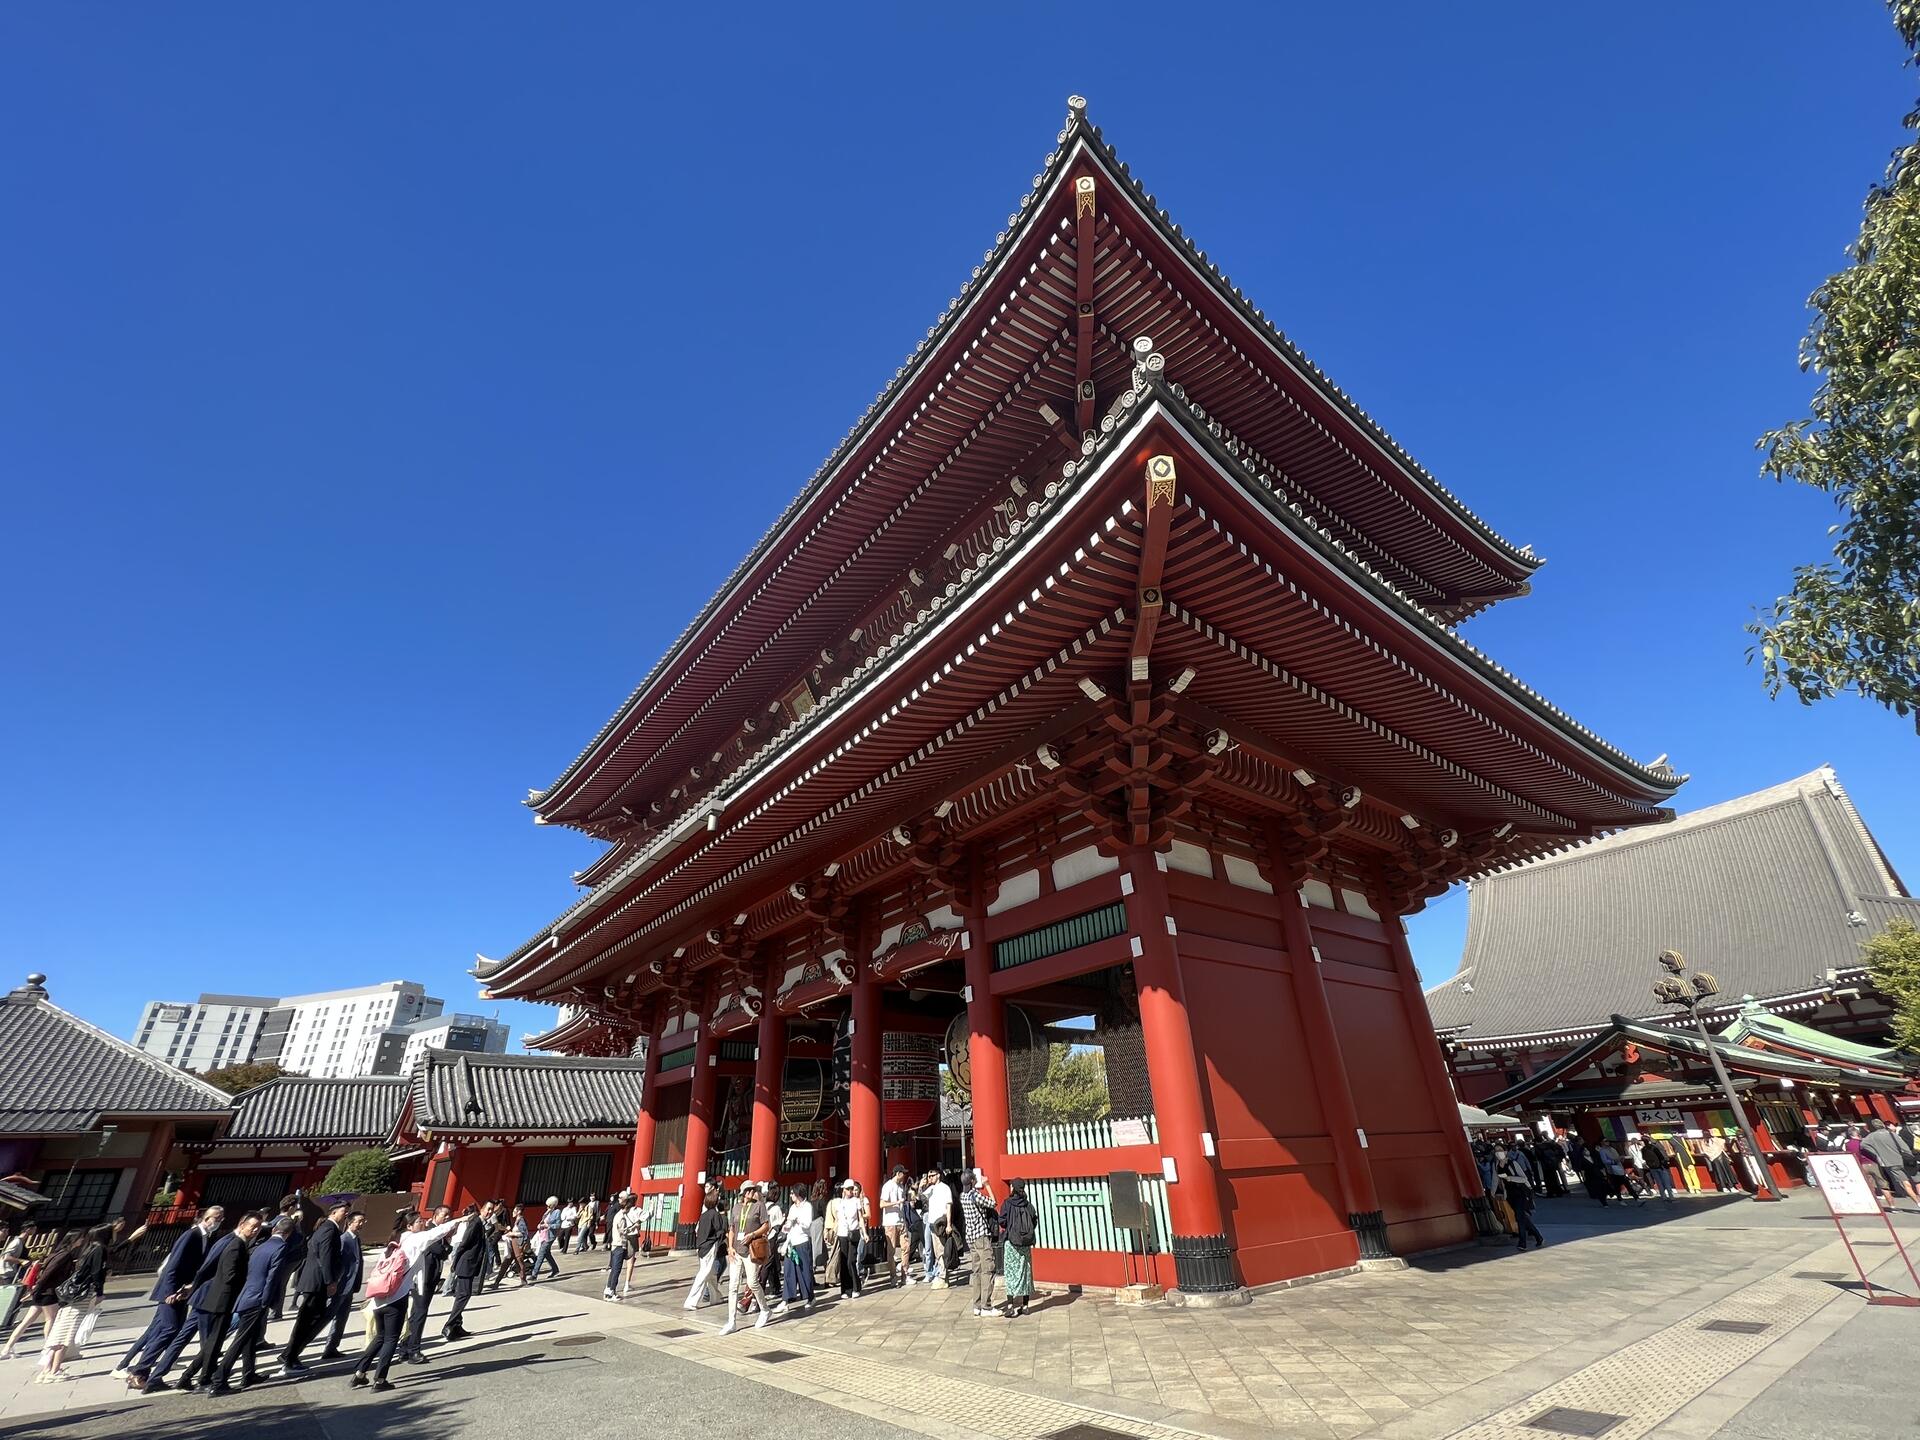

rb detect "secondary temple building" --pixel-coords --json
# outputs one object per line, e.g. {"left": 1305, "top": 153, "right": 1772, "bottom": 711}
{"left": 478, "top": 99, "right": 1682, "bottom": 1297}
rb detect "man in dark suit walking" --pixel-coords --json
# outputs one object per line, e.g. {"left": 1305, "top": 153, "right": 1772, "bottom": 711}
{"left": 132, "top": 1210, "right": 263, "bottom": 1393}
{"left": 208, "top": 1214, "right": 295, "bottom": 1393}
{"left": 320, "top": 1210, "right": 367, "bottom": 1361}
{"left": 112, "top": 1205, "right": 224, "bottom": 1379}
{"left": 279, "top": 1200, "right": 347, "bottom": 1374}
{"left": 440, "top": 1200, "right": 497, "bottom": 1342}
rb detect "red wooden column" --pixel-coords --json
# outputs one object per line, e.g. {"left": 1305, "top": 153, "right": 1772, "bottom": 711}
{"left": 849, "top": 959, "right": 883, "bottom": 1205}
{"left": 676, "top": 983, "right": 718, "bottom": 1247}
{"left": 1377, "top": 905, "right": 1493, "bottom": 1223}
{"left": 1267, "top": 871, "right": 1389, "bottom": 1260}
{"left": 123, "top": 1120, "right": 175, "bottom": 1223}
{"left": 962, "top": 907, "right": 1008, "bottom": 1191}
{"left": 1122, "top": 848, "right": 1241, "bottom": 1299}
{"left": 748, "top": 956, "right": 787, "bottom": 1183}
{"left": 627, "top": 1006, "right": 663, "bottom": 1197}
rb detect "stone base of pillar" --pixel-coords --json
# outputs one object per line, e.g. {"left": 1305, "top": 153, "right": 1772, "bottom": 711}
{"left": 1463, "top": 1194, "right": 1502, "bottom": 1238}
{"left": 1347, "top": 1209, "right": 1393, "bottom": 1261}
{"left": 1166, "top": 1284, "right": 1252, "bottom": 1309}
{"left": 1168, "top": 1232, "right": 1242, "bottom": 1296}
{"left": 674, "top": 1222, "right": 697, "bottom": 1252}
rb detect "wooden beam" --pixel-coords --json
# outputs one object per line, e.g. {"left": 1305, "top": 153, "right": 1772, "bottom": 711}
{"left": 1073, "top": 175, "right": 1098, "bottom": 434}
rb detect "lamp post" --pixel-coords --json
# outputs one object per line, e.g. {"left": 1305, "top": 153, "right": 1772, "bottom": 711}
{"left": 1652, "top": 951, "right": 1780, "bottom": 1201}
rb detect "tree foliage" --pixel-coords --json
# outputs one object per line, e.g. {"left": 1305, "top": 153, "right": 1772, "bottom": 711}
{"left": 1865, "top": 917, "right": 1920, "bottom": 1051}
{"left": 320, "top": 1147, "right": 398, "bottom": 1197}
{"left": 1020, "top": 1045, "right": 1110, "bottom": 1125}
{"left": 198, "top": 1061, "right": 291, "bottom": 1095}
{"left": 1752, "top": 0, "right": 1920, "bottom": 725}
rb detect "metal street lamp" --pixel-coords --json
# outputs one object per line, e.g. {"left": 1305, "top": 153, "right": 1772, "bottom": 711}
{"left": 1652, "top": 951, "right": 1780, "bottom": 1201}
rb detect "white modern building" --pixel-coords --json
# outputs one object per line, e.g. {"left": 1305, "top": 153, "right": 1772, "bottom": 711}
{"left": 375, "top": 1013, "right": 510, "bottom": 1076}
{"left": 277, "top": 982, "right": 443, "bottom": 1078}
{"left": 132, "top": 994, "right": 278, "bottom": 1073}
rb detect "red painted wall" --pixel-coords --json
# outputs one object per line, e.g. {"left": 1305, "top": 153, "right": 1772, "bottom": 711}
{"left": 1170, "top": 877, "right": 1358, "bottom": 1286}
{"left": 1313, "top": 914, "right": 1471, "bottom": 1255}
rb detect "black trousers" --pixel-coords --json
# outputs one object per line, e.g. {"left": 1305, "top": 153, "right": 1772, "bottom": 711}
{"left": 322, "top": 1290, "right": 356, "bottom": 1354}
{"left": 443, "top": 1275, "right": 476, "bottom": 1333}
{"left": 400, "top": 1289, "right": 434, "bottom": 1357}
{"left": 177, "top": 1310, "right": 233, "bottom": 1388}
{"left": 355, "top": 1303, "right": 406, "bottom": 1383}
{"left": 280, "top": 1290, "right": 331, "bottom": 1364}
{"left": 216, "top": 1307, "right": 268, "bottom": 1387}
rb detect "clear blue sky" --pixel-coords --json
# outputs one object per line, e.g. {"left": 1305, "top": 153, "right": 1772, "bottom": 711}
{"left": 3, "top": 5, "right": 1914, "bottom": 1050}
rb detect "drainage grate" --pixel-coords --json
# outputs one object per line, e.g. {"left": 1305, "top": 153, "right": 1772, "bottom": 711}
{"left": 1043, "top": 1428, "right": 1138, "bottom": 1440}
{"left": 655, "top": 1327, "right": 700, "bottom": 1338}
{"left": 749, "top": 1349, "right": 807, "bottom": 1364}
{"left": 553, "top": 1333, "right": 606, "bottom": 1347}
{"left": 1526, "top": 1408, "right": 1626, "bottom": 1437}
{"left": 1793, "top": 1271, "right": 1849, "bottom": 1281}
{"left": 1699, "top": 1319, "right": 1771, "bottom": 1335}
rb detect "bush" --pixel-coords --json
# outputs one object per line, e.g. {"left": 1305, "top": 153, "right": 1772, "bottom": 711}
{"left": 321, "top": 1148, "right": 397, "bottom": 1197}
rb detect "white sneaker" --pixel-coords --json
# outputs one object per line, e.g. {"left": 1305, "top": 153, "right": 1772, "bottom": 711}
{"left": 754, "top": 1311, "right": 770, "bottom": 1329}
{"left": 718, "top": 1320, "right": 736, "bottom": 1336}
{"left": 109, "top": 1368, "right": 129, "bottom": 1380}
{"left": 602, "top": 1289, "right": 615, "bottom": 1300}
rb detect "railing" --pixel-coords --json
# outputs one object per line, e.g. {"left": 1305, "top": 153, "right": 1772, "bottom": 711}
{"left": 1022, "top": 1174, "right": 1167, "bottom": 1254}
{"left": 641, "top": 1162, "right": 685, "bottom": 1181}
{"left": 713, "top": 1153, "right": 748, "bottom": 1178}
{"left": 1006, "top": 1113, "right": 1158, "bottom": 1155}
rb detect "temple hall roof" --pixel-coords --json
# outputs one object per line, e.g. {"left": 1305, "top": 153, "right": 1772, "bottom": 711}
{"left": 398, "top": 1051, "right": 649, "bottom": 1138}
{"left": 1427, "top": 767, "right": 1920, "bottom": 1044}
{"left": 0, "top": 975, "right": 234, "bottom": 1134}
{"left": 220, "top": 1075, "right": 409, "bottom": 1144}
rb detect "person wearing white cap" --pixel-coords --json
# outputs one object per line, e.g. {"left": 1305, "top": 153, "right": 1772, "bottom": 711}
{"left": 829, "top": 1179, "right": 865, "bottom": 1300}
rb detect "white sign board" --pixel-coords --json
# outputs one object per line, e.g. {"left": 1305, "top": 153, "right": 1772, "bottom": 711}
{"left": 1111, "top": 1117, "right": 1151, "bottom": 1147}
{"left": 1809, "top": 1152, "right": 1881, "bottom": 1217}
{"left": 1633, "top": 1106, "right": 1684, "bottom": 1126}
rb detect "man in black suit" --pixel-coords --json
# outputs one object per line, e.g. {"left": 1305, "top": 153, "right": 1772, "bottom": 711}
{"left": 133, "top": 1210, "right": 263, "bottom": 1393}
{"left": 319, "top": 1210, "right": 367, "bottom": 1361}
{"left": 397, "top": 1203, "right": 456, "bottom": 1363}
{"left": 113, "top": 1205, "right": 224, "bottom": 1379}
{"left": 279, "top": 1199, "right": 348, "bottom": 1375}
{"left": 440, "top": 1200, "right": 497, "bottom": 1342}
{"left": 268, "top": 1195, "right": 307, "bottom": 1323}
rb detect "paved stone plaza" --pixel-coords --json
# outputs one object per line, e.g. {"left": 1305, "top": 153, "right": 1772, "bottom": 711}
{"left": 6, "top": 1191, "right": 1917, "bottom": 1440}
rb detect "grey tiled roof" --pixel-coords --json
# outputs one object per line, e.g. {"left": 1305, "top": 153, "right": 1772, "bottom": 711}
{"left": 221, "top": 1075, "right": 408, "bottom": 1143}
{"left": 1426, "top": 767, "right": 1920, "bottom": 1043}
{"left": 405, "top": 1051, "right": 648, "bottom": 1136}
{"left": 0, "top": 981, "right": 233, "bottom": 1133}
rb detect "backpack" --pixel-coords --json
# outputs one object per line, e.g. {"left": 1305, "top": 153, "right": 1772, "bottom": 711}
{"left": 1004, "top": 1201, "right": 1036, "bottom": 1249}
{"left": 364, "top": 1244, "right": 410, "bottom": 1301}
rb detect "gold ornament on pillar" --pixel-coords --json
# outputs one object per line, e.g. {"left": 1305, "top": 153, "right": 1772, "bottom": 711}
{"left": 1075, "top": 175, "right": 1096, "bottom": 219}
{"left": 1147, "top": 454, "right": 1177, "bottom": 508}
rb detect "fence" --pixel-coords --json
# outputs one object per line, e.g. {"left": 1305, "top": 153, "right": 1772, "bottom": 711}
{"left": 1005, "top": 1113, "right": 1158, "bottom": 1154}
{"left": 1021, "top": 1173, "right": 1166, "bottom": 1254}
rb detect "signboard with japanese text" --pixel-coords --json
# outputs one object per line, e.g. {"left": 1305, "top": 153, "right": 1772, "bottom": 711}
{"left": 1633, "top": 1107, "right": 1685, "bottom": 1126}
{"left": 1809, "top": 1152, "right": 1881, "bottom": 1217}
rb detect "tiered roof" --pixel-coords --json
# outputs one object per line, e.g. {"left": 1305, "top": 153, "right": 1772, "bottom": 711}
{"left": 393, "top": 1051, "right": 649, "bottom": 1140}
{"left": 1427, "top": 767, "right": 1919, "bottom": 1046}
{"left": 479, "top": 100, "right": 1682, "bottom": 1015}
{"left": 220, "top": 1075, "right": 409, "bottom": 1145}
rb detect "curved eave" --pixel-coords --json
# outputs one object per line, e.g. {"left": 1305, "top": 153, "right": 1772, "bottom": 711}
{"left": 528, "top": 102, "right": 1538, "bottom": 826}
{"left": 487, "top": 382, "right": 1674, "bottom": 1000}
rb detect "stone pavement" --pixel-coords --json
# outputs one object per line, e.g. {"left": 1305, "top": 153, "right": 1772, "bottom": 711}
{"left": 2, "top": 1190, "right": 1916, "bottom": 1439}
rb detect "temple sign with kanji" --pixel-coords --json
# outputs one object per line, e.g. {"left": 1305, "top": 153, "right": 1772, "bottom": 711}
{"left": 474, "top": 98, "right": 1682, "bottom": 1301}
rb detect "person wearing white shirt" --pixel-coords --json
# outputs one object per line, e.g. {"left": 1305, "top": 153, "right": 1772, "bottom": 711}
{"left": 920, "top": 1171, "right": 954, "bottom": 1285}
{"left": 774, "top": 1185, "right": 815, "bottom": 1314}
{"left": 880, "top": 1165, "right": 913, "bottom": 1287}
{"left": 350, "top": 1211, "right": 464, "bottom": 1392}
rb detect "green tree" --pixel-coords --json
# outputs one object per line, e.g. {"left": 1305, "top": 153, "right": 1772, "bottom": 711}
{"left": 1752, "top": 0, "right": 1920, "bottom": 725}
{"left": 320, "top": 1147, "right": 398, "bottom": 1197}
{"left": 1020, "top": 1045, "right": 1111, "bottom": 1125}
{"left": 199, "top": 1061, "right": 291, "bottom": 1095}
{"left": 1865, "top": 916, "right": 1920, "bottom": 1050}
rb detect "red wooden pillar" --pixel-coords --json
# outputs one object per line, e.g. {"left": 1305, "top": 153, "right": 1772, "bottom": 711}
{"left": 849, "top": 961, "right": 882, "bottom": 1205}
{"left": 748, "top": 957, "right": 787, "bottom": 1183}
{"left": 962, "top": 907, "right": 1008, "bottom": 1191}
{"left": 1122, "top": 848, "right": 1239, "bottom": 1297}
{"left": 1378, "top": 908, "right": 1490, "bottom": 1217}
{"left": 628, "top": 1007, "right": 663, "bottom": 1197}
{"left": 1269, "top": 876, "right": 1388, "bottom": 1259}
{"left": 676, "top": 985, "right": 717, "bottom": 1247}
{"left": 1869, "top": 1091, "right": 1900, "bottom": 1124}
{"left": 124, "top": 1121, "right": 175, "bottom": 1222}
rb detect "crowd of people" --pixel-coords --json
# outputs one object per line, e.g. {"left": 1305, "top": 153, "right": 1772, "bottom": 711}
{"left": 0, "top": 1167, "right": 1043, "bottom": 1396}
{"left": 679, "top": 1165, "right": 1040, "bottom": 1333}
